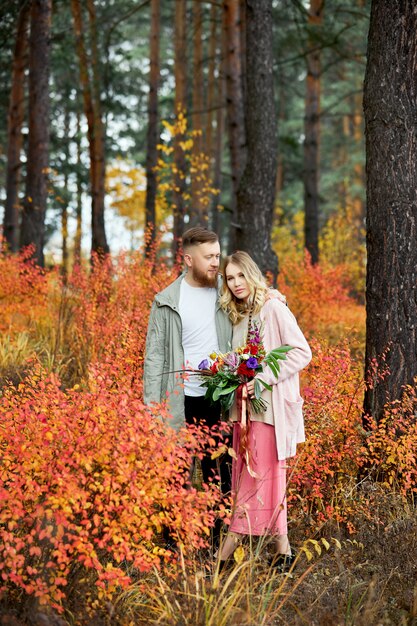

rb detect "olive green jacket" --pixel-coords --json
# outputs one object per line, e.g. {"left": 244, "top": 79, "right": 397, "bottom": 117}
{"left": 143, "top": 274, "right": 232, "bottom": 430}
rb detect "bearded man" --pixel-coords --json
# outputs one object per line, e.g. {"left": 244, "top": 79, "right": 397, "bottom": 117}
{"left": 144, "top": 226, "right": 232, "bottom": 497}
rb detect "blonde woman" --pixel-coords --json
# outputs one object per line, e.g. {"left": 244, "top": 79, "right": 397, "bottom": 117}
{"left": 218, "top": 251, "right": 311, "bottom": 571}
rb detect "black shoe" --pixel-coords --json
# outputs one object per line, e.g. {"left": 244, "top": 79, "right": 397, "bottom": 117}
{"left": 268, "top": 551, "right": 296, "bottom": 573}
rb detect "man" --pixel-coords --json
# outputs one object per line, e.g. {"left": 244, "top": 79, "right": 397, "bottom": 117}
{"left": 143, "top": 226, "right": 232, "bottom": 494}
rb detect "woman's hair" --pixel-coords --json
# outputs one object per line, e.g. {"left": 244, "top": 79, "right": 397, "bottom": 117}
{"left": 220, "top": 251, "right": 269, "bottom": 324}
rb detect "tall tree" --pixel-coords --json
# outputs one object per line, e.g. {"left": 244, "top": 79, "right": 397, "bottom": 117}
{"left": 363, "top": 0, "right": 417, "bottom": 420}
{"left": 235, "top": 0, "right": 277, "bottom": 278}
{"left": 144, "top": 0, "right": 160, "bottom": 257}
{"left": 223, "top": 0, "right": 246, "bottom": 249}
{"left": 3, "top": 1, "right": 30, "bottom": 253}
{"left": 206, "top": 1, "right": 224, "bottom": 234}
{"left": 71, "top": 0, "right": 109, "bottom": 257}
{"left": 190, "top": 0, "right": 205, "bottom": 226}
{"left": 73, "top": 106, "right": 83, "bottom": 266}
{"left": 172, "top": 0, "right": 187, "bottom": 256}
{"left": 20, "top": 0, "right": 52, "bottom": 266}
{"left": 303, "top": 0, "right": 324, "bottom": 265}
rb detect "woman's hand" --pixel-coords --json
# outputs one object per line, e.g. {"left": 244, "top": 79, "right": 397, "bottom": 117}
{"left": 246, "top": 379, "right": 255, "bottom": 398}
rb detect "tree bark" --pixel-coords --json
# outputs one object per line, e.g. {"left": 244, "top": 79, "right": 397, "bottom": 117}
{"left": 235, "top": 0, "right": 277, "bottom": 279}
{"left": 206, "top": 1, "right": 218, "bottom": 173}
{"left": 62, "top": 106, "right": 70, "bottom": 281}
{"left": 303, "top": 0, "right": 324, "bottom": 265}
{"left": 20, "top": 0, "right": 51, "bottom": 266}
{"left": 144, "top": 0, "right": 160, "bottom": 257}
{"left": 223, "top": 0, "right": 246, "bottom": 250}
{"left": 71, "top": 0, "right": 109, "bottom": 258}
{"left": 190, "top": 0, "right": 206, "bottom": 226}
{"left": 73, "top": 106, "right": 83, "bottom": 267}
{"left": 172, "top": 0, "right": 188, "bottom": 259}
{"left": 3, "top": 1, "right": 30, "bottom": 253}
{"left": 363, "top": 0, "right": 417, "bottom": 420}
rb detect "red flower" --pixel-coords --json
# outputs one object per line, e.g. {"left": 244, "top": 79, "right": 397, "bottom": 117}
{"left": 249, "top": 345, "right": 258, "bottom": 355}
{"left": 237, "top": 363, "right": 255, "bottom": 378}
{"left": 210, "top": 362, "right": 219, "bottom": 373}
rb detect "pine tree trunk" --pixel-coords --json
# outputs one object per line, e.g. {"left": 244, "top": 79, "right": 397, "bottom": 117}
{"left": 206, "top": 2, "right": 217, "bottom": 173}
{"left": 73, "top": 106, "right": 83, "bottom": 266}
{"left": 235, "top": 0, "right": 277, "bottom": 279}
{"left": 3, "top": 2, "right": 30, "bottom": 253}
{"left": 303, "top": 0, "right": 323, "bottom": 265}
{"left": 20, "top": 0, "right": 51, "bottom": 266}
{"left": 62, "top": 106, "right": 70, "bottom": 281}
{"left": 190, "top": 0, "right": 206, "bottom": 226}
{"left": 172, "top": 0, "right": 188, "bottom": 258}
{"left": 71, "top": 0, "right": 109, "bottom": 258}
{"left": 144, "top": 0, "right": 160, "bottom": 257}
{"left": 363, "top": 0, "right": 417, "bottom": 420}
{"left": 223, "top": 0, "right": 246, "bottom": 250}
{"left": 208, "top": 3, "right": 224, "bottom": 234}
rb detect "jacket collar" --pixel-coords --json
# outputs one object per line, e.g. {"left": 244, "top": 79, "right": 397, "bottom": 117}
{"left": 155, "top": 272, "right": 223, "bottom": 310}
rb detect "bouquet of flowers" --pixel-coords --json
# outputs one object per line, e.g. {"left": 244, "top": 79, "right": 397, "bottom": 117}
{"left": 197, "top": 321, "right": 292, "bottom": 413}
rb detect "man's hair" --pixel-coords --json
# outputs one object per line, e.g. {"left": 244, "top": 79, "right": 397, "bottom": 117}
{"left": 182, "top": 226, "right": 219, "bottom": 250}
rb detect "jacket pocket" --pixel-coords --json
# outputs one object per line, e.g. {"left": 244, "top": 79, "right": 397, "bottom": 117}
{"left": 284, "top": 397, "right": 304, "bottom": 432}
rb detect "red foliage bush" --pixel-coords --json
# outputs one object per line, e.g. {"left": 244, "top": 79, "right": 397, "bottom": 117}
{"left": 278, "top": 251, "right": 365, "bottom": 346}
{"left": 0, "top": 359, "right": 226, "bottom": 610}
{"left": 65, "top": 251, "right": 175, "bottom": 386}
{"left": 289, "top": 338, "right": 366, "bottom": 532}
{"left": 0, "top": 245, "right": 51, "bottom": 334}
{"left": 363, "top": 383, "right": 417, "bottom": 496}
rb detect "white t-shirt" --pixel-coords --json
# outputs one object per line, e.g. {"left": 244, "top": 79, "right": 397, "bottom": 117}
{"left": 179, "top": 279, "right": 219, "bottom": 397}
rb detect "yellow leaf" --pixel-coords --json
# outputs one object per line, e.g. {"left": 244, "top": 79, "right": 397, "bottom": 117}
{"left": 321, "top": 538, "right": 330, "bottom": 551}
{"left": 301, "top": 546, "right": 313, "bottom": 561}
{"left": 228, "top": 447, "right": 237, "bottom": 460}
{"left": 211, "top": 444, "right": 228, "bottom": 460}
{"left": 234, "top": 545, "right": 245, "bottom": 564}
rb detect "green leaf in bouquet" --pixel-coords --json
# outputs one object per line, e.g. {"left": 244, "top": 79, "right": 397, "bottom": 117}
{"left": 212, "top": 383, "right": 239, "bottom": 401}
{"left": 254, "top": 378, "right": 272, "bottom": 399}
{"left": 221, "top": 390, "right": 237, "bottom": 412}
{"left": 268, "top": 346, "right": 293, "bottom": 360}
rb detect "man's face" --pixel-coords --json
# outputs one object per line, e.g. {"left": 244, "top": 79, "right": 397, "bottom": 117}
{"left": 184, "top": 241, "right": 221, "bottom": 287}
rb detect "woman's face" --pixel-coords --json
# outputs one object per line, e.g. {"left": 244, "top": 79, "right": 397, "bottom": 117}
{"left": 225, "top": 262, "right": 251, "bottom": 302}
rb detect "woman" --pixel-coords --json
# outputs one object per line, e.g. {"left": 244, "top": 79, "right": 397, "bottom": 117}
{"left": 217, "top": 251, "right": 312, "bottom": 571}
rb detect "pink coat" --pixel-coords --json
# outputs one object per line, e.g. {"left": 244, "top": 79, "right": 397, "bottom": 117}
{"left": 258, "top": 299, "right": 312, "bottom": 460}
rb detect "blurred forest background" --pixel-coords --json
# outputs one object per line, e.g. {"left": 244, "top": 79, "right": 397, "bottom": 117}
{"left": 0, "top": 0, "right": 368, "bottom": 294}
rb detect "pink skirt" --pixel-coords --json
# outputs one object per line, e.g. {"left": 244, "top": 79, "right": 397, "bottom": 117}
{"left": 229, "top": 421, "right": 288, "bottom": 536}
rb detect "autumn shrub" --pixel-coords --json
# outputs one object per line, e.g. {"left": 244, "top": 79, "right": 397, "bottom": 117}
{"left": 0, "top": 246, "right": 60, "bottom": 385}
{"left": 0, "top": 245, "right": 51, "bottom": 336}
{"left": 61, "top": 249, "right": 175, "bottom": 387}
{"left": 362, "top": 382, "right": 417, "bottom": 497}
{"left": 0, "top": 358, "right": 227, "bottom": 614}
{"left": 288, "top": 337, "right": 366, "bottom": 533}
{"left": 278, "top": 251, "right": 366, "bottom": 352}
{"left": 319, "top": 202, "right": 366, "bottom": 301}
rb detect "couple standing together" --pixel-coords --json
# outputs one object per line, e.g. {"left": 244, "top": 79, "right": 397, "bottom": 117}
{"left": 143, "top": 226, "right": 311, "bottom": 571}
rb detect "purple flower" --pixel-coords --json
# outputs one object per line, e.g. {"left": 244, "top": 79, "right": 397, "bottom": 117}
{"left": 246, "top": 357, "right": 258, "bottom": 369}
{"left": 198, "top": 359, "right": 210, "bottom": 370}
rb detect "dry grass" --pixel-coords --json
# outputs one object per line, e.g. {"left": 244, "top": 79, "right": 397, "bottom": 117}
{"left": 99, "top": 488, "right": 417, "bottom": 626}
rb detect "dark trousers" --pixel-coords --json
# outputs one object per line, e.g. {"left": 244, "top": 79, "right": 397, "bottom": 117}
{"left": 184, "top": 395, "right": 231, "bottom": 497}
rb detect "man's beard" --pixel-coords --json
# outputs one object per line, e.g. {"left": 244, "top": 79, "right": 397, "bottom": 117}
{"left": 191, "top": 266, "right": 218, "bottom": 288}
